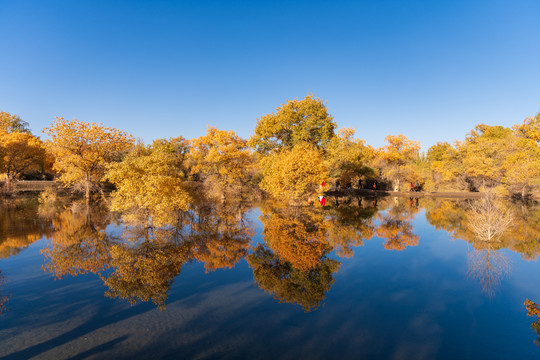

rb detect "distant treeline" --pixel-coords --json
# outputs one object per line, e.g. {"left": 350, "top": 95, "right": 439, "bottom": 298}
{"left": 1, "top": 95, "right": 539, "bottom": 206}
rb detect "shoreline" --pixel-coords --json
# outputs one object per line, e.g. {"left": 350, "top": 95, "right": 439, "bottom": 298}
{"left": 325, "top": 189, "right": 540, "bottom": 200}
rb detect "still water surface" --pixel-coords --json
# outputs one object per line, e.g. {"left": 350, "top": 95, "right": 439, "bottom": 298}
{"left": 0, "top": 195, "right": 539, "bottom": 359}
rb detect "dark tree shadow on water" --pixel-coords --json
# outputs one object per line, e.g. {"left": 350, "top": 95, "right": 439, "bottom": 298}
{"left": 66, "top": 336, "right": 128, "bottom": 360}
{"left": 0, "top": 304, "right": 149, "bottom": 360}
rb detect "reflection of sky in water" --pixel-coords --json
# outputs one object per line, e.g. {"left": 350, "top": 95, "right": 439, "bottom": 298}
{"left": 0, "top": 198, "right": 539, "bottom": 359}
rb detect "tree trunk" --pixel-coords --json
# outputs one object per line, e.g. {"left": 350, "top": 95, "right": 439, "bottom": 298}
{"left": 394, "top": 178, "right": 400, "bottom": 192}
{"left": 4, "top": 175, "right": 13, "bottom": 195}
{"left": 85, "top": 179, "right": 90, "bottom": 205}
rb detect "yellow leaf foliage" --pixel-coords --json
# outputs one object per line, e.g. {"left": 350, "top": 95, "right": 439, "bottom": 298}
{"left": 502, "top": 138, "right": 540, "bottom": 196}
{"left": 513, "top": 110, "right": 540, "bottom": 143}
{"left": 189, "top": 127, "right": 252, "bottom": 194}
{"left": 106, "top": 141, "right": 192, "bottom": 227}
{"left": 249, "top": 94, "right": 336, "bottom": 154}
{"left": 260, "top": 142, "right": 328, "bottom": 200}
{"left": 377, "top": 134, "right": 421, "bottom": 190}
{"left": 325, "top": 127, "right": 376, "bottom": 184}
{"left": 43, "top": 117, "right": 134, "bottom": 196}
{"left": 0, "top": 111, "right": 30, "bottom": 133}
{"left": 0, "top": 131, "right": 46, "bottom": 179}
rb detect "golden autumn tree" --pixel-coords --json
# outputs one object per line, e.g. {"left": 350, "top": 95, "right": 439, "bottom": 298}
{"left": 0, "top": 131, "right": 46, "bottom": 181}
{"left": 460, "top": 125, "right": 512, "bottom": 190}
{"left": 514, "top": 110, "right": 540, "bottom": 143}
{"left": 189, "top": 127, "right": 253, "bottom": 197}
{"left": 43, "top": 118, "right": 134, "bottom": 202}
{"left": 324, "top": 128, "right": 376, "bottom": 186}
{"left": 502, "top": 138, "right": 540, "bottom": 198}
{"left": 106, "top": 139, "right": 192, "bottom": 227}
{"left": 152, "top": 136, "right": 191, "bottom": 166}
{"left": 260, "top": 142, "right": 328, "bottom": 201}
{"left": 377, "top": 134, "right": 421, "bottom": 191}
{"left": 0, "top": 111, "right": 30, "bottom": 133}
{"left": 249, "top": 94, "right": 336, "bottom": 154}
{"left": 427, "top": 142, "right": 468, "bottom": 191}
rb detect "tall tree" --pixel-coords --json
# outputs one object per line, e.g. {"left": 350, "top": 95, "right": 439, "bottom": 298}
{"left": 377, "top": 134, "right": 421, "bottom": 191}
{"left": 260, "top": 142, "right": 327, "bottom": 200}
{"left": 106, "top": 140, "right": 192, "bottom": 227}
{"left": 0, "top": 111, "right": 30, "bottom": 133}
{"left": 502, "top": 138, "right": 540, "bottom": 198}
{"left": 43, "top": 118, "right": 134, "bottom": 202}
{"left": 189, "top": 127, "right": 253, "bottom": 196}
{"left": 427, "top": 141, "right": 467, "bottom": 190}
{"left": 249, "top": 95, "right": 336, "bottom": 154}
{"left": 460, "top": 124, "right": 512, "bottom": 189}
{"left": 324, "top": 127, "right": 376, "bottom": 185}
{"left": 0, "top": 131, "right": 46, "bottom": 181}
{"left": 513, "top": 110, "right": 540, "bottom": 143}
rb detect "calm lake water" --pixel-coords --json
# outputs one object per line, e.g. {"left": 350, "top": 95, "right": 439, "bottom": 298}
{"left": 0, "top": 195, "right": 539, "bottom": 359}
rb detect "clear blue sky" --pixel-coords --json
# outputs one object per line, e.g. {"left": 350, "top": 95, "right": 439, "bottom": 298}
{"left": 1, "top": 0, "right": 539, "bottom": 150}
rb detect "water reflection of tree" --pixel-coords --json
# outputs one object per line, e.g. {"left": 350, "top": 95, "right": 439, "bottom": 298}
{"left": 525, "top": 299, "right": 540, "bottom": 346}
{"left": 465, "top": 196, "right": 512, "bottom": 298}
{"left": 424, "top": 198, "right": 540, "bottom": 261}
{"left": 41, "top": 201, "right": 114, "bottom": 279}
{"left": 259, "top": 204, "right": 331, "bottom": 271}
{"left": 101, "top": 231, "right": 189, "bottom": 309}
{"left": 0, "top": 198, "right": 56, "bottom": 315}
{"left": 100, "top": 195, "right": 254, "bottom": 308}
{"left": 0, "top": 197, "right": 53, "bottom": 258}
{"left": 506, "top": 205, "right": 540, "bottom": 261}
{"left": 247, "top": 203, "right": 343, "bottom": 311}
{"left": 375, "top": 198, "right": 420, "bottom": 251}
{"left": 325, "top": 197, "right": 377, "bottom": 257}
{"left": 187, "top": 200, "right": 253, "bottom": 272}
{"left": 0, "top": 270, "right": 8, "bottom": 315}
{"left": 247, "top": 244, "right": 340, "bottom": 312}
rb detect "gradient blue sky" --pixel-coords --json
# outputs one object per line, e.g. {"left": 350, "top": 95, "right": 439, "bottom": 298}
{"left": 1, "top": 0, "right": 539, "bottom": 150}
